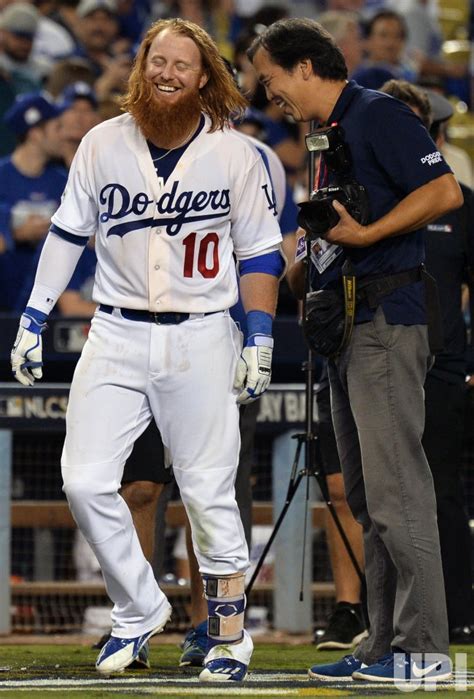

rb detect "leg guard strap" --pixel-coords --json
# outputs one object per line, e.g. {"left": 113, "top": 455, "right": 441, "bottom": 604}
{"left": 203, "top": 573, "right": 246, "bottom": 599}
{"left": 203, "top": 574, "right": 246, "bottom": 644}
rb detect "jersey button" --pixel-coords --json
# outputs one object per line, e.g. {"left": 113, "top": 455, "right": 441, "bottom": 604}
{"left": 154, "top": 264, "right": 160, "bottom": 270}
{"left": 156, "top": 228, "right": 162, "bottom": 234}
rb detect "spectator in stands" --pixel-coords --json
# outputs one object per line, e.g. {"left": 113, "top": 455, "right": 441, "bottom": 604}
{"left": 325, "top": 0, "right": 365, "bottom": 10}
{"left": 72, "top": 0, "right": 133, "bottom": 100}
{"left": 246, "top": 4, "right": 289, "bottom": 30}
{"left": 380, "top": 79, "right": 474, "bottom": 643}
{"left": 352, "top": 9, "right": 417, "bottom": 86}
{"left": 44, "top": 57, "right": 97, "bottom": 99}
{"left": 0, "top": 93, "right": 67, "bottom": 312}
{"left": 316, "top": 11, "right": 364, "bottom": 76}
{"left": 0, "top": 1, "right": 44, "bottom": 155}
{"left": 57, "top": 81, "right": 101, "bottom": 167}
{"left": 0, "top": 3, "right": 46, "bottom": 85}
{"left": 73, "top": 0, "right": 121, "bottom": 69}
{"left": 394, "top": 0, "right": 468, "bottom": 97}
{"left": 31, "top": 0, "right": 77, "bottom": 74}
{"left": 0, "top": 73, "right": 20, "bottom": 157}
{"left": 395, "top": 0, "right": 443, "bottom": 63}
{"left": 160, "top": 0, "right": 241, "bottom": 60}
{"left": 352, "top": 8, "right": 468, "bottom": 92}
{"left": 48, "top": 0, "right": 82, "bottom": 48}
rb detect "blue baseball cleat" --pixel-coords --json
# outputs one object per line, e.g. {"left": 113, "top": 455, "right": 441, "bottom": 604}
{"left": 130, "top": 641, "right": 150, "bottom": 669}
{"left": 308, "top": 653, "right": 365, "bottom": 680}
{"left": 179, "top": 620, "right": 208, "bottom": 666}
{"left": 199, "top": 629, "right": 253, "bottom": 682}
{"left": 96, "top": 603, "right": 171, "bottom": 674}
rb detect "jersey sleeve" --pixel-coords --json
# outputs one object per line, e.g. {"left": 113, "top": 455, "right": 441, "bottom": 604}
{"left": 50, "top": 136, "right": 98, "bottom": 238}
{"left": 231, "top": 148, "right": 283, "bottom": 261}
{"left": 279, "top": 183, "right": 298, "bottom": 236}
{"left": 368, "top": 97, "right": 452, "bottom": 194}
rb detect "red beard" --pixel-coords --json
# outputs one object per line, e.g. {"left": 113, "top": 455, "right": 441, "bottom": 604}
{"left": 130, "top": 80, "right": 202, "bottom": 147}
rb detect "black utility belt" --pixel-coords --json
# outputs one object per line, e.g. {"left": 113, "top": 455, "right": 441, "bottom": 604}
{"left": 303, "top": 264, "right": 442, "bottom": 358}
{"left": 355, "top": 266, "right": 422, "bottom": 309}
{"left": 99, "top": 304, "right": 221, "bottom": 325}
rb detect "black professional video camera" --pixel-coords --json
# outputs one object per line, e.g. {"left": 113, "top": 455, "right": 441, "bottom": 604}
{"left": 297, "top": 183, "right": 370, "bottom": 240}
{"left": 297, "top": 123, "right": 370, "bottom": 240}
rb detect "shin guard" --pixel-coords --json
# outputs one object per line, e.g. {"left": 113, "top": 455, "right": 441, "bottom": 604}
{"left": 203, "top": 574, "right": 246, "bottom": 644}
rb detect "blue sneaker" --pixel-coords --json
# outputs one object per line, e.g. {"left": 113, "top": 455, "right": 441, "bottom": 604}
{"left": 308, "top": 654, "right": 365, "bottom": 680}
{"left": 179, "top": 620, "right": 208, "bottom": 667}
{"left": 96, "top": 603, "right": 172, "bottom": 674}
{"left": 199, "top": 629, "right": 253, "bottom": 682}
{"left": 352, "top": 648, "right": 452, "bottom": 683}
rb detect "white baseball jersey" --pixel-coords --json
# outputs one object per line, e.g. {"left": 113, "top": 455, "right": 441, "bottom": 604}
{"left": 51, "top": 113, "right": 282, "bottom": 313}
{"left": 233, "top": 131, "right": 286, "bottom": 218}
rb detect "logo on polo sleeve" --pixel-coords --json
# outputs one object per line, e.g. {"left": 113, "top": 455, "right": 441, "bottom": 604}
{"left": 420, "top": 151, "right": 443, "bottom": 166}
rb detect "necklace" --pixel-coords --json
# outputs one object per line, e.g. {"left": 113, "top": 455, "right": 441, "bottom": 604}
{"left": 152, "top": 124, "right": 197, "bottom": 163}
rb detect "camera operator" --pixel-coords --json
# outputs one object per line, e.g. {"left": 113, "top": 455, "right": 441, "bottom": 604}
{"left": 248, "top": 18, "right": 463, "bottom": 684}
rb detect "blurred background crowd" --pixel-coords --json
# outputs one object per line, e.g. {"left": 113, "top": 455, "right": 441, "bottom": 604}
{"left": 0, "top": 0, "right": 474, "bottom": 318}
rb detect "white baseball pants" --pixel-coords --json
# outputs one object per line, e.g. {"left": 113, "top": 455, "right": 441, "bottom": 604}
{"left": 61, "top": 308, "right": 248, "bottom": 638}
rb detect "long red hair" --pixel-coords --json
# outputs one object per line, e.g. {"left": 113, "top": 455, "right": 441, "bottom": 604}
{"left": 121, "top": 18, "right": 247, "bottom": 132}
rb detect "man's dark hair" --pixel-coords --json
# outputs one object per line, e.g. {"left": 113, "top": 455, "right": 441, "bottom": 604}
{"left": 247, "top": 18, "right": 348, "bottom": 81}
{"left": 364, "top": 10, "right": 407, "bottom": 41}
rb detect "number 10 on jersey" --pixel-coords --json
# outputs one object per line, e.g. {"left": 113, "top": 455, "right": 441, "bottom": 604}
{"left": 182, "top": 232, "right": 219, "bottom": 278}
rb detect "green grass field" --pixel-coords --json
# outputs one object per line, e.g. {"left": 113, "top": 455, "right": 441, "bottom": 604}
{"left": 0, "top": 642, "right": 473, "bottom": 698}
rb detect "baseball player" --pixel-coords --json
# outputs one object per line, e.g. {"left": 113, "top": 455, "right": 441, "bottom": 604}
{"left": 179, "top": 126, "right": 299, "bottom": 666}
{"left": 11, "top": 18, "right": 284, "bottom": 681}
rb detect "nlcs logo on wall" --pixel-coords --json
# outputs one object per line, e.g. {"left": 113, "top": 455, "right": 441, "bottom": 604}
{"left": 0, "top": 390, "right": 69, "bottom": 428}
{"left": 0, "top": 395, "right": 68, "bottom": 420}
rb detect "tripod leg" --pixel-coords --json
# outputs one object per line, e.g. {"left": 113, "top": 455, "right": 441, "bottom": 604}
{"left": 245, "top": 437, "right": 306, "bottom": 597}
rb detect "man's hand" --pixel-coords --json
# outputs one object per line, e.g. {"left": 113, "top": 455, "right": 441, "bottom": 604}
{"left": 234, "top": 334, "right": 274, "bottom": 404}
{"left": 324, "top": 200, "right": 371, "bottom": 247}
{"left": 11, "top": 310, "right": 47, "bottom": 386}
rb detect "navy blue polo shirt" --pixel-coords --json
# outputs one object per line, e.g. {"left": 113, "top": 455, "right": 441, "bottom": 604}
{"left": 312, "top": 80, "right": 452, "bottom": 324}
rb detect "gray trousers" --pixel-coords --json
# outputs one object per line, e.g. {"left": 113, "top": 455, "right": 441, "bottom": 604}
{"left": 328, "top": 308, "right": 449, "bottom": 663}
